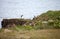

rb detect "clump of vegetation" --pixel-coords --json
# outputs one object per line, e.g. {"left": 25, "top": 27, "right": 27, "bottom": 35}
{"left": 1, "top": 10, "right": 60, "bottom": 30}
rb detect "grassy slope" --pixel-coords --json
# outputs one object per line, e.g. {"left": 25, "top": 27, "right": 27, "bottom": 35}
{"left": 0, "top": 29, "right": 60, "bottom": 39}
{"left": 34, "top": 10, "right": 60, "bottom": 21}
{"left": 32, "top": 10, "right": 60, "bottom": 29}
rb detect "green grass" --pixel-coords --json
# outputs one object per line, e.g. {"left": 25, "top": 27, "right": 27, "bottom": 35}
{"left": 14, "top": 25, "right": 34, "bottom": 30}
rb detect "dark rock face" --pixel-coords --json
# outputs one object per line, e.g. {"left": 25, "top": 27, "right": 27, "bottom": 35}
{"left": 1, "top": 19, "right": 27, "bottom": 28}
